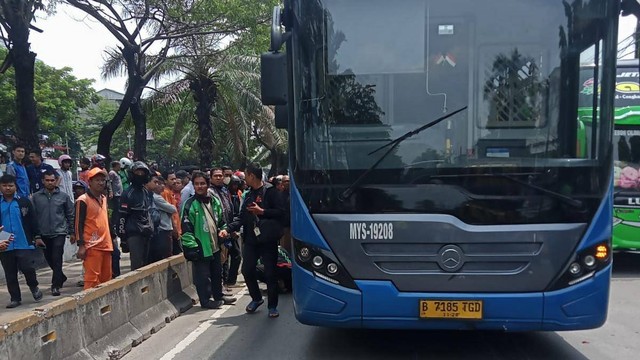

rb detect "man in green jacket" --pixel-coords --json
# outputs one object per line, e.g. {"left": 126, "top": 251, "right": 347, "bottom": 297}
{"left": 181, "top": 172, "right": 237, "bottom": 309}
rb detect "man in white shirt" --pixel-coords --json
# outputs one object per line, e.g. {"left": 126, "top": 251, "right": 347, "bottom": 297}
{"left": 56, "top": 155, "right": 74, "bottom": 199}
{"left": 178, "top": 170, "right": 194, "bottom": 210}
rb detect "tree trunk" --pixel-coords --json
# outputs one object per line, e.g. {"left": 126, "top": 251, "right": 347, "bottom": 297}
{"left": 96, "top": 83, "right": 139, "bottom": 162}
{"left": 268, "top": 148, "right": 287, "bottom": 177}
{"left": 196, "top": 103, "right": 213, "bottom": 169}
{"left": 195, "top": 95, "right": 214, "bottom": 169}
{"left": 130, "top": 98, "right": 147, "bottom": 161}
{"left": 11, "top": 23, "right": 38, "bottom": 152}
{"left": 191, "top": 77, "right": 217, "bottom": 169}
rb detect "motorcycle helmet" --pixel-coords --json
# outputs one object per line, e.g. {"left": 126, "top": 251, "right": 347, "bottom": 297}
{"left": 91, "top": 154, "right": 106, "bottom": 168}
{"left": 58, "top": 154, "right": 72, "bottom": 167}
{"left": 120, "top": 157, "right": 133, "bottom": 169}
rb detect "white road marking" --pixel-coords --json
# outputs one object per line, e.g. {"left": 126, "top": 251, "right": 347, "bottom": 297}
{"left": 159, "top": 288, "right": 249, "bottom": 360}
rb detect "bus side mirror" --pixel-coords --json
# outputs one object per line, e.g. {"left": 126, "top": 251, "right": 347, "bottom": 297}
{"left": 621, "top": 0, "right": 640, "bottom": 17}
{"left": 261, "top": 52, "right": 288, "bottom": 106}
{"left": 275, "top": 105, "right": 288, "bottom": 129}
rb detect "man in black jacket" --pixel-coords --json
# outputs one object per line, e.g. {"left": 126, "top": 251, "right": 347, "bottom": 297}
{"left": 118, "top": 162, "right": 154, "bottom": 270}
{"left": 31, "top": 171, "right": 75, "bottom": 296}
{"left": 222, "top": 163, "right": 286, "bottom": 318}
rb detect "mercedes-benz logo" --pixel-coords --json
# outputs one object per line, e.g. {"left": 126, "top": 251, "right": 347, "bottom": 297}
{"left": 437, "top": 245, "right": 465, "bottom": 272}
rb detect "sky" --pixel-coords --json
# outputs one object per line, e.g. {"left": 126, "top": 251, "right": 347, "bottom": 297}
{"left": 27, "top": 6, "right": 640, "bottom": 94}
{"left": 30, "top": 5, "right": 126, "bottom": 93}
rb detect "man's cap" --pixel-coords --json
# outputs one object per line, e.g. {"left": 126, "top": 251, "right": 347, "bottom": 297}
{"left": 175, "top": 170, "right": 189, "bottom": 178}
{"left": 87, "top": 167, "right": 107, "bottom": 180}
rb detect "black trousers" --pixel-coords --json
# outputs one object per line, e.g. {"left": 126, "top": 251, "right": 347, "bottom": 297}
{"left": 112, "top": 240, "right": 121, "bottom": 278}
{"left": 109, "top": 196, "right": 120, "bottom": 236}
{"left": 242, "top": 241, "right": 278, "bottom": 309}
{"left": 224, "top": 239, "right": 242, "bottom": 285}
{"left": 128, "top": 234, "right": 151, "bottom": 271}
{"left": 149, "top": 230, "right": 172, "bottom": 264}
{"left": 192, "top": 251, "right": 223, "bottom": 305}
{"left": 0, "top": 249, "right": 39, "bottom": 302}
{"left": 42, "top": 235, "right": 67, "bottom": 288}
{"left": 172, "top": 236, "right": 183, "bottom": 255}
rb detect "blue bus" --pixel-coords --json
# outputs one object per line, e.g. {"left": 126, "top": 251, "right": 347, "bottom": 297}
{"left": 261, "top": 0, "right": 637, "bottom": 330}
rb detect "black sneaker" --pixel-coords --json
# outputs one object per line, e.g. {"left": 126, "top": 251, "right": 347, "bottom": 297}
{"left": 6, "top": 301, "right": 21, "bottom": 309}
{"left": 221, "top": 296, "right": 237, "bottom": 305}
{"left": 31, "top": 287, "right": 43, "bottom": 302}
{"left": 51, "top": 287, "right": 61, "bottom": 296}
{"left": 202, "top": 299, "right": 224, "bottom": 309}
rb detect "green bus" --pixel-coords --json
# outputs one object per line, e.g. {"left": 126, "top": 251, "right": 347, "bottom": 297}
{"left": 580, "top": 59, "right": 640, "bottom": 251}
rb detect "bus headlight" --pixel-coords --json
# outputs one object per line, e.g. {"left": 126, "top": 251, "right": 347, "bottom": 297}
{"left": 327, "top": 263, "right": 339, "bottom": 275}
{"left": 293, "top": 238, "right": 358, "bottom": 289}
{"left": 549, "top": 241, "right": 611, "bottom": 290}
{"left": 569, "top": 262, "right": 582, "bottom": 276}
{"left": 583, "top": 255, "right": 596, "bottom": 269}
{"left": 312, "top": 256, "right": 324, "bottom": 268}
{"left": 299, "top": 247, "right": 311, "bottom": 261}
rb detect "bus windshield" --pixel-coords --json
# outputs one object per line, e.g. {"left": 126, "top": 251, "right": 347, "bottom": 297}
{"left": 291, "top": 0, "right": 617, "bottom": 224}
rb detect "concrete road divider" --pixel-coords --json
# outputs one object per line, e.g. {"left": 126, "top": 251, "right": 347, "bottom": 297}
{"left": 0, "top": 255, "right": 196, "bottom": 360}
{"left": 0, "top": 297, "right": 92, "bottom": 360}
{"left": 74, "top": 274, "right": 144, "bottom": 360}
{"left": 126, "top": 260, "right": 177, "bottom": 343}
{"left": 166, "top": 255, "right": 198, "bottom": 313}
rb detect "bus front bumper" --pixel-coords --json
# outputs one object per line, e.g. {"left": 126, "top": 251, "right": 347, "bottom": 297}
{"left": 292, "top": 265, "right": 610, "bottom": 331}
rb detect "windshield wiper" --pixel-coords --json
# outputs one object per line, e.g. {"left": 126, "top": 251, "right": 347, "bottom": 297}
{"left": 339, "top": 106, "right": 468, "bottom": 201}
{"left": 368, "top": 106, "right": 468, "bottom": 156}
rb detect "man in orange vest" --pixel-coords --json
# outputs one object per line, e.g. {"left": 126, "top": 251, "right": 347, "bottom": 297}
{"left": 75, "top": 168, "right": 113, "bottom": 289}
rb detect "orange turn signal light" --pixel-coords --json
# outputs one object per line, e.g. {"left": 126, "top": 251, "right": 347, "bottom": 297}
{"left": 595, "top": 245, "right": 608, "bottom": 259}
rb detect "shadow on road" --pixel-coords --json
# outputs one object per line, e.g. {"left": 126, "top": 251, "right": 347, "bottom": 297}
{"left": 207, "top": 293, "right": 589, "bottom": 360}
{"left": 612, "top": 252, "right": 640, "bottom": 278}
{"left": 302, "top": 328, "right": 589, "bottom": 360}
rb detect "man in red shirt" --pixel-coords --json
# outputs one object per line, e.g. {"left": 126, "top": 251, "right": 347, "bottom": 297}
{"left": 162, "top": 171, "right": 181, "bottom": 255}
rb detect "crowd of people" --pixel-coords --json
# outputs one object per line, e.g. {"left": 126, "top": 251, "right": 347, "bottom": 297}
{"left": 0, "top": 144, "right": 291, "bottom": 318}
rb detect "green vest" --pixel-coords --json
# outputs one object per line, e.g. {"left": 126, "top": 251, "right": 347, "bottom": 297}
{"left": 119, "top": 170, "right": 131, "bottom": 191}
{"left": 180, "top": 196, "right": 226, "bottom": 258}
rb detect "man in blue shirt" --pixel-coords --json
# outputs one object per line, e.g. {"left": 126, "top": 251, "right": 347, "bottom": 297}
{"left": 26, "top": 150, "right": 56, "bottom": 194}
{"left": 5, "top": 144, "right": 30, "bottom": 199}
{"left": 0, "top": 174, "right": 45, "bottom": 308}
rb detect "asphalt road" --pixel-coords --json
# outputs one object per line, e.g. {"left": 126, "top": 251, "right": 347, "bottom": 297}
{"left": 124, "top": 253, "right": 640, "bottom": 360}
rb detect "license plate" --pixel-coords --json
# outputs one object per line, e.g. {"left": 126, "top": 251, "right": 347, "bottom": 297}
{"left": 419, "top": 300, "right": 483, "bottom": 320}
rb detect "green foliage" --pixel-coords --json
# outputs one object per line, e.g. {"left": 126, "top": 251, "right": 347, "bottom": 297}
{"left": 0, "top": 46, "right": 98, "bottom": 155}
{"left": 78, "top": 100, "right": 124, "bottom": 154}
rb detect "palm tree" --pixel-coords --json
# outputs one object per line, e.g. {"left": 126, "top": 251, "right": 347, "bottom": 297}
{"left": 146, "top": 36, "right": 286, "bottom": 171}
